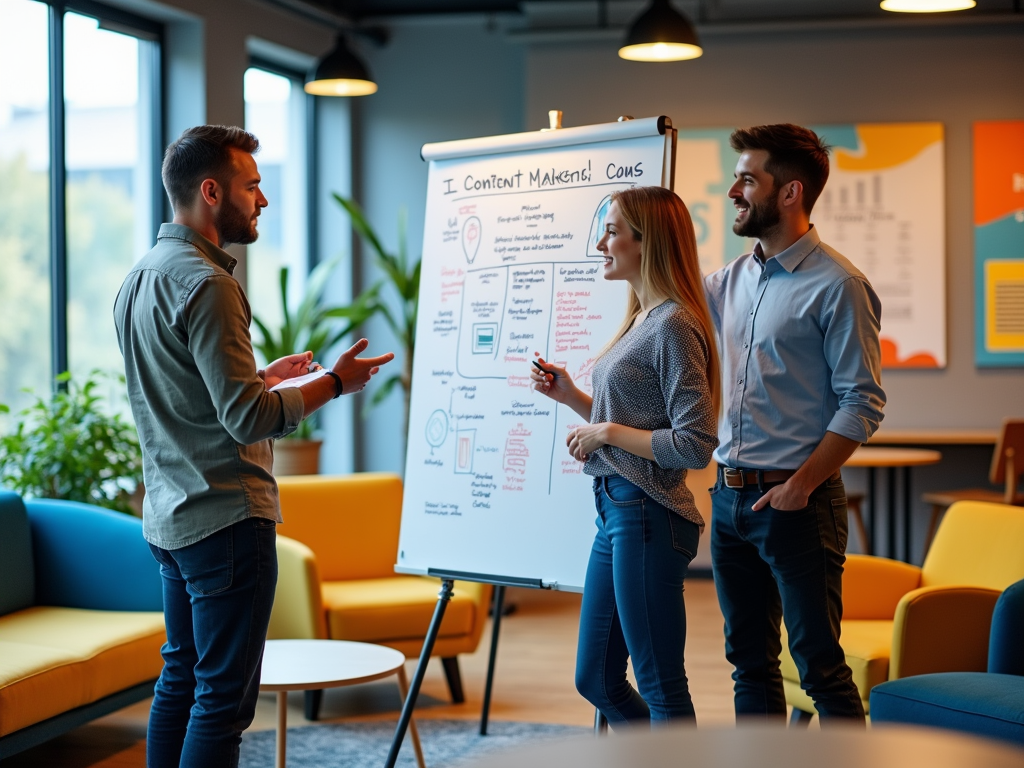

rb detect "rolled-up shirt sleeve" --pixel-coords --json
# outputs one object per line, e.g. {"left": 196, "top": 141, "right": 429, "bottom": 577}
{"left": 821, "top": 275, "right": 886, "bottom": 443}
{"left": 184, "top": 275, "right": 304, "bottom": 444}
{"left": 650, "top": 312, "right": 719, "bottom": 470}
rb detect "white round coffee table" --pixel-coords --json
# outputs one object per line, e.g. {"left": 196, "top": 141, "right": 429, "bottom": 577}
{"left": 260, "top": 639, "right": 426, "bottom": 768}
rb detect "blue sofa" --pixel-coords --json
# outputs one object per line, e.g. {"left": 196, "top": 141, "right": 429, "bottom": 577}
{"left": 870, "top": 578, "right": 1024, "bottom": 747}
{"left": 0, "top": 491, "right": 165, "bottom": 759}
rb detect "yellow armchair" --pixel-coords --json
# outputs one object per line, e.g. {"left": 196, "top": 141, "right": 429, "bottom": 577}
{"left": 267, "top": 473, "right": 492, "bottom": 718}
{"left": 783, "top": 501, "right": 1024, "bottom": 720}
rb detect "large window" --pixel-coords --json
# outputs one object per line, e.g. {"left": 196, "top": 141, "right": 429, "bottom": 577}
{"left": 0, "top": 0, "right": 161, "bottom": 423}
{"left": 244, "top": 63, "right": 310, "bottom": 354}
{"left": 0, "top": 0, "right": 51, "bottom": 418}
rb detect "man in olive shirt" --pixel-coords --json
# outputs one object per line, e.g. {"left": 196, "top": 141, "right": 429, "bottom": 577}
{"left": 114, "top": 125, "right": 393, "bottom": 768}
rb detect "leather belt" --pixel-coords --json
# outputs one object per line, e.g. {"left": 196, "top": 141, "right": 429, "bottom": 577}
{"left": 718, "top": 466, "right": 841, "bottom": 489}
{"left": 719, "top": 466, "right": 795, "bottom": 489}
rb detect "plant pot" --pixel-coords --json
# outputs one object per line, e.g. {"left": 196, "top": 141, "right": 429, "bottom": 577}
{"left": 273, "top": 438, "right": 323, "bottom": 476}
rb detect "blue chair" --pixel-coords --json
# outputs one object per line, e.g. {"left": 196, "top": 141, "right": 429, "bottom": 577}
{"left": 870, "top": 578, "right": 1024, "bottom": 747}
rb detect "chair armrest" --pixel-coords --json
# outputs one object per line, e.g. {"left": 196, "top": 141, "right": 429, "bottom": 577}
{"left": 268, "top": 535, "right": 327, "bottom": 640}
{"left": 890, "top": 585, "right": 1002, "bottom": 680}
{"left": 842, "top": 554, "right": 922, "bottom": 620}
{"left": 25, "top": 499, "right": 162, "bottom": 611}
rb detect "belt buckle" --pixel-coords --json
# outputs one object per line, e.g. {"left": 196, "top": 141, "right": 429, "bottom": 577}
{"left": 723, "top": 468, "right": 745, "bottom": 489}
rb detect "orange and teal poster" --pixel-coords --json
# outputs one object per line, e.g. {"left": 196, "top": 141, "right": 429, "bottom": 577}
{"left": 678, "top": 123, "right": 946, "bottom": 368}
{"left": 974, "top": 121, "right": 1024, "bottom": 367}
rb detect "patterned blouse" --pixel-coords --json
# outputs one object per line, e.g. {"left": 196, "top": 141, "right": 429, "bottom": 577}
{"left": 584, "top": 299, "right": 718, "bottom": 528}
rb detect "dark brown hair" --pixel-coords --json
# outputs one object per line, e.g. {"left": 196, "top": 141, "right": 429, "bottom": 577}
{"left": 161, "top": 125, "right": 260, "bottom": 211}
{"left": 729, "top": 124, "right": 831, "bottom": 214}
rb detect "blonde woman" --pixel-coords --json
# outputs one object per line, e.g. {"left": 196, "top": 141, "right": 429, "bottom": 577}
{"left": 531, "top": 186, "right": 719, "bottom": 725}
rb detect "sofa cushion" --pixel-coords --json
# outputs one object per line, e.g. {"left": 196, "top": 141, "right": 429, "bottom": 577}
{"left": 0, "top": 606, "right": 165, "bottom": 737}
{"left": 322, "top": 576, "right": 476, "bottom": 643}
{"left": 0, "top": 492, "right": 34, "bottom": 617}
{"left": 782, "top": 619, "right": 892, "bottom": 709}
{"left": 870, "top": 672, "right": 1024, "bottom": 747}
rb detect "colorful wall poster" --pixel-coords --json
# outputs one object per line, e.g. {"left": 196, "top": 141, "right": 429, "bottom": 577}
{"left": 677, "top": 123, "right": 947, "bottom": 369}
{"left": 974, "top": 120, "right": 1024, "bottom": 367}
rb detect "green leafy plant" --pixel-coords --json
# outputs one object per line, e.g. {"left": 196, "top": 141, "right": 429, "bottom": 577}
{"left": 0, "top": 371, "right": 143, "bottom": 515}
{"left": 251, "top": 259, "right": 379, "bottom": 439}
{"left": 333, "top": 195, "right": 421, "bottom": 437}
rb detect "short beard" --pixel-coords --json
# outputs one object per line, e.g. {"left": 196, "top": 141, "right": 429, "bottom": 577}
{"left": 216, "top": 198, "right": 258, "bottom": 246}
{"left": 733, "top": 185, "right": 782, "bottom": 240}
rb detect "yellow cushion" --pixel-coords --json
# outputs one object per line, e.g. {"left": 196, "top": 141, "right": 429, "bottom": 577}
{"left": 923, "top": 502, "right": 1024, "bottom": 589}
{"left": 322, "top": 577, "right": 477, "bottom": 643}
{"left": 781, "top": 619, "right": 892, "bottom": 712}
{"left": 277, "top": 474, "right": 403, "bottom": 582}
{"left": 0, "top": 606, "right": 165, "bottom": 736}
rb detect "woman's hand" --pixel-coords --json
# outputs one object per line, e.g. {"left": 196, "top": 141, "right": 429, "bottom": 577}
{"left": 567, "top": 423, "right": 608, "bottom": 462}
{"left": 263, "top": 351, "right": 314, "bottom": 388}
{"left": 530, "top": 356, "right": 575, "bottom": 403}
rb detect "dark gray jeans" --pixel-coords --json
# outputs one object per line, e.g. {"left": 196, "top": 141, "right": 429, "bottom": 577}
{"left": 710, "top": 470, "right": 865, "bottom": 722}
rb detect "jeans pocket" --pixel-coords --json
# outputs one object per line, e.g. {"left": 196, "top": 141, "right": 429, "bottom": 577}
{"left": 602, "top": 475, "right": 645, "bottom": 507}
{"left": 666, "top": 510, "right": 699, "bottom": 559}
{"left": 830, "top": 497, "right": 849, "bottom": 553}
{"left": 176, "top": 524, "right": 234, "bottom": 596}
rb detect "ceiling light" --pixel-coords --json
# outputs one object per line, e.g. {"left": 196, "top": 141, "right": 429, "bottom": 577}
{"left": 619, "top": 0, "right": 703, "bottom": 62}
{"left": 305, "top": 35, "right": 377, "bottom": 97}
{"left": 880, "top": 0, "right": 976, "bottom": 11}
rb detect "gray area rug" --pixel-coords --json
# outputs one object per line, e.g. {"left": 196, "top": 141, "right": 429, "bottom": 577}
{"left": 239, "top": 719, "right": 589, "bottom": 768}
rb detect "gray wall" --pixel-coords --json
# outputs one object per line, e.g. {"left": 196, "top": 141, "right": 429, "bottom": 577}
{"left": 355, "top": 16, "right": 525, "bottom": 472}
{"left": 354, "top": 15, "right": 1023, "bottom": 563}
{"left": 526, "top": 21, "right": 1024, "bottom": 432}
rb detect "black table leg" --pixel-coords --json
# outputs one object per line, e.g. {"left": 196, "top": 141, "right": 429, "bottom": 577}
{"left": 902, "top": 466, "right": 913, "bottom": 564}
{"left": 868, "top": 468, "right": 877, "bottom": 556}
{"left": 887, "top": 467, "right": 897, "bottom": 560}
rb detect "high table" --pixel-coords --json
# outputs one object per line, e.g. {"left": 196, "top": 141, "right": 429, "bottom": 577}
{"left": 259, "top": 639, "right": 426, "bottom": 768}
{"left": 463, "top": 725, "right": 1024, "bottom": 768}
{"left": 844, "top": 446, "right": 942, "bottom": 562}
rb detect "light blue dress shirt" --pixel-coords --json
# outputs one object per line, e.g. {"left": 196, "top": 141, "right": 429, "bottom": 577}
{"left": 704, "top": 226, "right": 885, "bottom": 471}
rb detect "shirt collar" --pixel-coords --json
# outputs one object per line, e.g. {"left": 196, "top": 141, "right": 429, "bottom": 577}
{"left": 752, "top": 225, "right": 820, "bottom": 274}
{"left": 157, "top": 223, "right": 237, "bottom": 275}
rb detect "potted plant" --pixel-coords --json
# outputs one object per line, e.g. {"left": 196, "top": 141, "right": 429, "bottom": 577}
{"left": 251, "top": 259, "right": 377, "bottom": 475}
{"left": 0, "top": 371, "right": 143, "bottom": 514}
{"left": 333, "top": 195, "right": 421, "bottom": 441}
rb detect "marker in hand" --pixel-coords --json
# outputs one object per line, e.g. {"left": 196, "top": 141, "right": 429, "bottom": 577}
{"left": 532, "top": 360, "right": 558, "bottom": 379}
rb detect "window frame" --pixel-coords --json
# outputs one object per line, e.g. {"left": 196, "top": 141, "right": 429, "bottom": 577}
{"left": 41, "top": 0, "right": 164, "bottom": 383}
{"left": 248, "top": 55, "right": 319, "bottom": 274}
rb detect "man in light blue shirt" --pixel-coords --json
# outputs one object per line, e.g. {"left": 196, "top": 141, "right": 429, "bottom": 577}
{"left": 704, "top": 124, "right": 885, "bottom": 724}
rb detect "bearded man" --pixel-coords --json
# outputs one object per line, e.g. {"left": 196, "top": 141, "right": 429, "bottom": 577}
{"left": 703, "top": 124, "right": 885, "bottom": 725}
{"left": 114, "top": 125, "right": 393, "bottom": 767}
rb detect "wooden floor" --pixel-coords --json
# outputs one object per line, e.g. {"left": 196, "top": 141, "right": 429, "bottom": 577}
{"left": 4, "top": 579, "right": 740, "bottom": 767}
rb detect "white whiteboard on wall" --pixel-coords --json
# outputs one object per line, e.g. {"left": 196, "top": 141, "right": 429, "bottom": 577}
{"left": 396, "top": 117, "right": 676, "bottom": 592}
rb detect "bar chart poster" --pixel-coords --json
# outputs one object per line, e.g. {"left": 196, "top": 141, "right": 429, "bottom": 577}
{"left": 974, "top": 120, "right": 1024, "bottom": 367}
{"left": 677, "top": 123, "right": 946, "bottom": 368}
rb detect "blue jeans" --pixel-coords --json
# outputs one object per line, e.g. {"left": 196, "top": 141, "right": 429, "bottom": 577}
{"left": 147, "top": 517, "right": 278, "bottom": 768}
{"left": 710, "top": 470, "right": 864, "bottom": 723}
{"left": 576, "top": 475, "right": 700, "bottom": 726}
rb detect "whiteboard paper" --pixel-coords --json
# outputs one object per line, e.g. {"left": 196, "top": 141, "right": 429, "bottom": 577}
{"left": 398, "top": 120, "right": 673, "bottom": 591}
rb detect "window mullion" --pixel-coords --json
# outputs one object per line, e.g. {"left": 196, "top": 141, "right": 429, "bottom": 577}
{"left": 48, "top": 0, "right": 68, "bottom": 386}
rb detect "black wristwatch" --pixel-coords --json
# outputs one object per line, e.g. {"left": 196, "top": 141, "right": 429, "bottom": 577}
{"left": 323, "top": 370, "right": 344, "bottom": 399}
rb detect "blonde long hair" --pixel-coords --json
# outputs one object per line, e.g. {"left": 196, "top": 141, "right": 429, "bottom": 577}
{"left": 599, "top": 186, "right": 721, "bottom": 414}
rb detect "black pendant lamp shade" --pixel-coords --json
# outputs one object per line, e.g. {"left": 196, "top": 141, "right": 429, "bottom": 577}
{"left": 619, "top": 0, "right": 703, "bottom": 62}
{"left": 304, "top": 34, "right": 378, "bottom": 97}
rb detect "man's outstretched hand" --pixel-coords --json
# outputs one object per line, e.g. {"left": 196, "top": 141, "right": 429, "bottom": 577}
{"left": 332, "top": 339, "right": 395, "bottom": 394}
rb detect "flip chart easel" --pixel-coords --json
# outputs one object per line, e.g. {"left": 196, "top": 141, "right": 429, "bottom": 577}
{"left": 385, "top": 115, "right": 677, "bottom": 768}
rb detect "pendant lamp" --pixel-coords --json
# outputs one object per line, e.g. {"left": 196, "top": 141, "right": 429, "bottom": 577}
{"left": 619, "top": 0, "right": 703, "bottom": 62}
{"left": 305, "top": 34, "right": 377, "bottom": 97}
{"left": 880, "top": 0, "right": 975, "bottom": 10}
